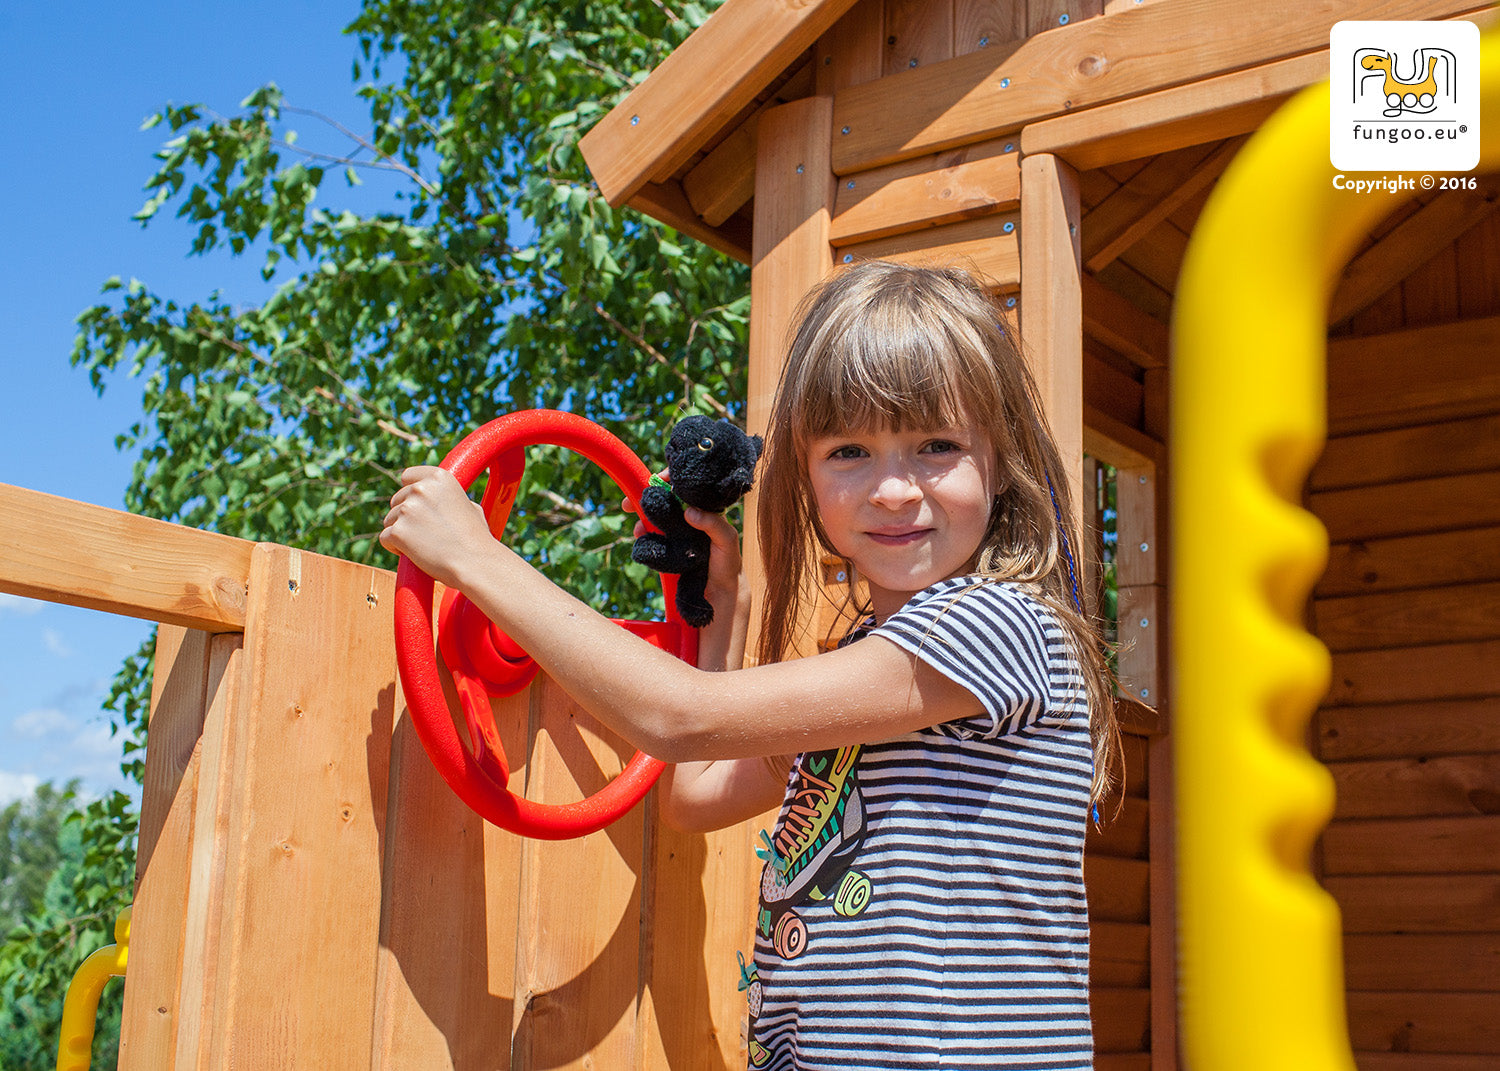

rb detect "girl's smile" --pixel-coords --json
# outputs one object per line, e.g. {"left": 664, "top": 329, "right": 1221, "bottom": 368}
{"left": 806, "top": 425, "right": 997, "bottom": 621}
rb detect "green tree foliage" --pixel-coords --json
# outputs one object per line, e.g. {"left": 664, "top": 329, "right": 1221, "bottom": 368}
{"left": 8, "top": 0, "right": 748, "bottom": 1061}
{"left": 0, "top": 782, "right": 125, "bottom": 1071}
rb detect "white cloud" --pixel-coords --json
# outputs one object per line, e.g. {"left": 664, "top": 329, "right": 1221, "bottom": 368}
{"left": 0, "top": 771, "right": 41, "bottom": 805}
{"left": 42, "top": 627, "right": 73, "bottom": 657}
{"left": 0, "top": 594, "right": 43, "bottom": 617}
{"left": 71, "top": 723, "right": 119, "bottom": 757}
{"left": 12, "top": 707, "right": 76, "bottom": 739}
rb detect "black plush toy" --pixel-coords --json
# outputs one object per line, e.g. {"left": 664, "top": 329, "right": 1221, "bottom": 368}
{"left": 631, "top": 415, "right": 763, "bottom": 628}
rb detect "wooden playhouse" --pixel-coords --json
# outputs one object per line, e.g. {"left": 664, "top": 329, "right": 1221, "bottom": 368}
{"left": 4, "top": 0, "right": 1497, "bottom": 1068}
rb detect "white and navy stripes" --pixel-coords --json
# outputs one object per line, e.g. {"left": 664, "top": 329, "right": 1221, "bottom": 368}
{"left": 748, "top": 578, "right": 1094, "bottom": 1070}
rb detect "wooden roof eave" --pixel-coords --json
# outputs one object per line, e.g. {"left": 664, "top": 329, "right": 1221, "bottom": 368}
{"left": 579, "top": 0, "right": 858, "bottom": 213}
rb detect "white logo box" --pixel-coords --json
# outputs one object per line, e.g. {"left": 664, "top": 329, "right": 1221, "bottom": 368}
{"left": 1330, "top": 19, "right": 1481, "bottom": 172}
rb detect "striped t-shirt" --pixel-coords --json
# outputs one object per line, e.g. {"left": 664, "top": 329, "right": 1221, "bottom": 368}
{"left": 745, "top": 577, "right": 1094, "bottom": 1070}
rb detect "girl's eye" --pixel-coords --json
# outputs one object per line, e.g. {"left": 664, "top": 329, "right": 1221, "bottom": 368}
{"left": 923, "top": 439, "right": 961, "bottom": 455}
{"left": 829, "top": 444, "right": 866, "bottom": 460}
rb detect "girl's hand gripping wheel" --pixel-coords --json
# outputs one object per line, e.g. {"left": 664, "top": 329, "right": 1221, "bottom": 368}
{"left": 393, "top": 410, "right": 694, "bottom": 839}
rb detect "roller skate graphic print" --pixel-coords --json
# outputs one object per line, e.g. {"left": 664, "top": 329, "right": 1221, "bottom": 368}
{"left": 757, "top": 745, "right": 874, "bottom": 959}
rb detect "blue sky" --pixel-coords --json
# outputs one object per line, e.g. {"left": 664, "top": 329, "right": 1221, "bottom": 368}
{"left": 0, "top": 1, "right": 404, "bottom": 803}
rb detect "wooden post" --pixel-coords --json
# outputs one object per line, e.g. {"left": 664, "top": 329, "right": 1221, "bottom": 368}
{"left": 745, "top": 95, "right": 837, "bottom": 655}
{"left": 1020, "top": 154, "right": 1085, "bottom": 539}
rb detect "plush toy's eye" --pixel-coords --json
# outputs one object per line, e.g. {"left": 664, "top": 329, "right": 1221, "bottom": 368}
{"left": 697, "top": 436, "right": 714, "bottom": 452}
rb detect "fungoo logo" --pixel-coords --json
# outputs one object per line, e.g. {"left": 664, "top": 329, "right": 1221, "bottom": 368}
{"left": 1331, "top": 20, "right": 1480, "bottom": 172}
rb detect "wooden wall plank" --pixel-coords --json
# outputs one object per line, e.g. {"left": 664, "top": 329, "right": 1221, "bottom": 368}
{"left": 1401, "top": 236, "right": 1463, "bottom": 330}
{"left": 1121, "top": 732, "right": 1149, "bottom": 798}
{"left": 1312, "top": 471, "right": 1500, "bottom": 543}
{"left": 1095, "top": 1056, "right": 1152, "bottom": 1071}
{"left": 831, "top": 0, "right": 1486, "bottom": 174}
{"left": 580, "top": 0, "right": 858, "bottom": 204}
{"left": 1314, "top": 580, "right": 1500, "bottom": 652}
{"left": 839, "top": 211, "right": 1021, "bottom": 288}
{"left": 953, "top": 0, "right": 1025, "bottom": 58}
{"left": 1327, "top": 315, "right": 1500, "bottom": 434}
{"left": 882, "top": 0, "right": 953, "bottom": 76}
{"left": 168, "top": 634, "right": 246, "bottom": 1070}
{"left": 1329, "top": 753, "right": 1500, "bottom": 818}
{"left": 1087, "top": 856, "right": 1150, "bottom": 922}
{"left": 830, "top": 140, "right": 1020, "bottom": 246}
{"left": 1346, "top": 934, "right": 1500, "bottom": 993}
{"left": 1313, "top": 412, "right": 1500, "bottom": 493}
{"left": 1087, "top": 795, "right": 1150, "bottom": 858}
{"left": 1319, "top": 526, "right": 1500, "bottom": 599}
{"left": 816, "top": 0, "right": 885, "bottom": 94}
{"left": 1024, "top": 51, "right": 1325, "bottom": 171}
{"left": 512, "top": 677, "right": 645, "bottom": 1069}
{"left": 371, "top": 685, "right": 523, "bottom": 1069}
{"left": 1091, "top": 987, "right": 1151, "bottom": 1053}
{"left": 748, "top": 96, "right": 837, "bottom": 427}
{"left": 640, "top": 809, "right": 768, "bottom": 1070}
{"left": 1317, "top": 697, "right": 1500, "bottom": 762}
{"left": 1084, "top": 346, "right": 1145, "bottom": 432}
{"left": 1091, "top": 922, "right": 1151, "bottom": 988}
{"left": 118, "top": 627, "right": 212, "bottom": 1071}
{"left": 0, "top": 483, "right": 251, "bottom": 632}
{"left": 198, "top": 546, "right": 395, "bottom": 1067}
{"left": 1455, "top": 204, "right": 1500, "bottom": 319}
{"left": 1331, "top": 189, "right": 1500, "bottom": 325}
{"left": 1346, "top": 992, "right": 1500, "bottom": 1054}
{"left": 1324, "top": 873, "right": 1500, "bottom": 934}
{"left": 1359, "top": 1048, "right": 1500, "bottom": 1070}
{"left": 1322, "top": 814, "right": 1500, "bottom": 875}
{"left": 1329, "top": 639, "right": 1500, "bottom": 705}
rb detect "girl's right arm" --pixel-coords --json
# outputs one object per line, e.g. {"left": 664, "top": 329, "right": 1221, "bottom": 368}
{"left": 380, "top": 468, "right": 984, "bottom": 768}
{"left": 646, "top": 498, "right": 789, "bottom": 831}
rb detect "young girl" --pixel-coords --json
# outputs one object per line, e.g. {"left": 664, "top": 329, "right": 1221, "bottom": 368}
{"left": 381, "top": 260, "right": 1120, "bottom": 1071}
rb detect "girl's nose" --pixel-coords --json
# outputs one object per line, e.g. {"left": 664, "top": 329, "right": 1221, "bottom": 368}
{"left": 870, "top": 468, "right": 922, "bottom": 507}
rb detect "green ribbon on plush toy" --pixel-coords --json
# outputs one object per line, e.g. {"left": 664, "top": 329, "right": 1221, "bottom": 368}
{"left": 648, "top": 470, "right": 684, "bottom": 507}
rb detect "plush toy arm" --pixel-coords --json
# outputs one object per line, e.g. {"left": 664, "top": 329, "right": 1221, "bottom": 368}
{"left": 637, "top": 482, "right": 680, "bottom": 530}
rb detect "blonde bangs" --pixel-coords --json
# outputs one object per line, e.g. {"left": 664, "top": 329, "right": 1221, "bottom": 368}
{"left": 784, "top": 269, "right": 1005, "bottom": 451}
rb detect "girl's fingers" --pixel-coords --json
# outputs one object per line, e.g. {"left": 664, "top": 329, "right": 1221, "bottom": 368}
{"left": 684, "top": 507, "right": 737, "bottom": 549}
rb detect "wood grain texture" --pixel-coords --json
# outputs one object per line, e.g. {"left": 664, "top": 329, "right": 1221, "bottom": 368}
{"left": 0, "top": 482, "right": 251, "bottom": 631}
{"left": 581, "top": 0, "right": 859, "bottom": 204}
{"left": 833, "top": 0, "right": 1487, "bottom": 174}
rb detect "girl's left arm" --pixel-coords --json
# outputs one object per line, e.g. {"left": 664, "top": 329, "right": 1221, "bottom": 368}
{"left": 381, "top": 466, "right": 982, "bottom": 762}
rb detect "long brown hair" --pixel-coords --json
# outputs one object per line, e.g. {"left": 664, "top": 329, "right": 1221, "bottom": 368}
{"left": 754, "top": 261, "right": 1123, "bottom": 808}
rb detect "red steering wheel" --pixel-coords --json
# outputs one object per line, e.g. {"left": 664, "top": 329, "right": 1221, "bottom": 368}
{"left": 393, "top": 410, "right": 694, "bottom": 839}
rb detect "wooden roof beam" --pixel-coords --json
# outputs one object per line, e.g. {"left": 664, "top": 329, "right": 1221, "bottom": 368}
{"left": 1082, "top": 274, "right": 1168, "bottom": 370}
{"left": 580, "top": 0, "right": 858, "bottom": 206}
{"left": 0, "top": 483, "right": 253, "bottom": 632}
{"left": 631, "top": 179, "right": 754, "bottom": 263}
{"left": 1082, "top": 137, "right": 1245, "bottom": 274}
{"left": 1330, "top": 186, "right": 1500, "bottom": 326}
{"left": 832, "top": 0, "right": 1487, "bottom": 176}
{"left": 682, "top": 61, "right": 815, "bottom": 228}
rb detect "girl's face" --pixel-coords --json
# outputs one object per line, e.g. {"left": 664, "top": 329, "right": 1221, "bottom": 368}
{"left": 806, "top": 422, "right": 997, "bottom": 622}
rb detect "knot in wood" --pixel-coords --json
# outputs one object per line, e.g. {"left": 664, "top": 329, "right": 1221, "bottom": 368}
{"left": 1077, "top": 54, "right": 1107, "bottom": 78}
